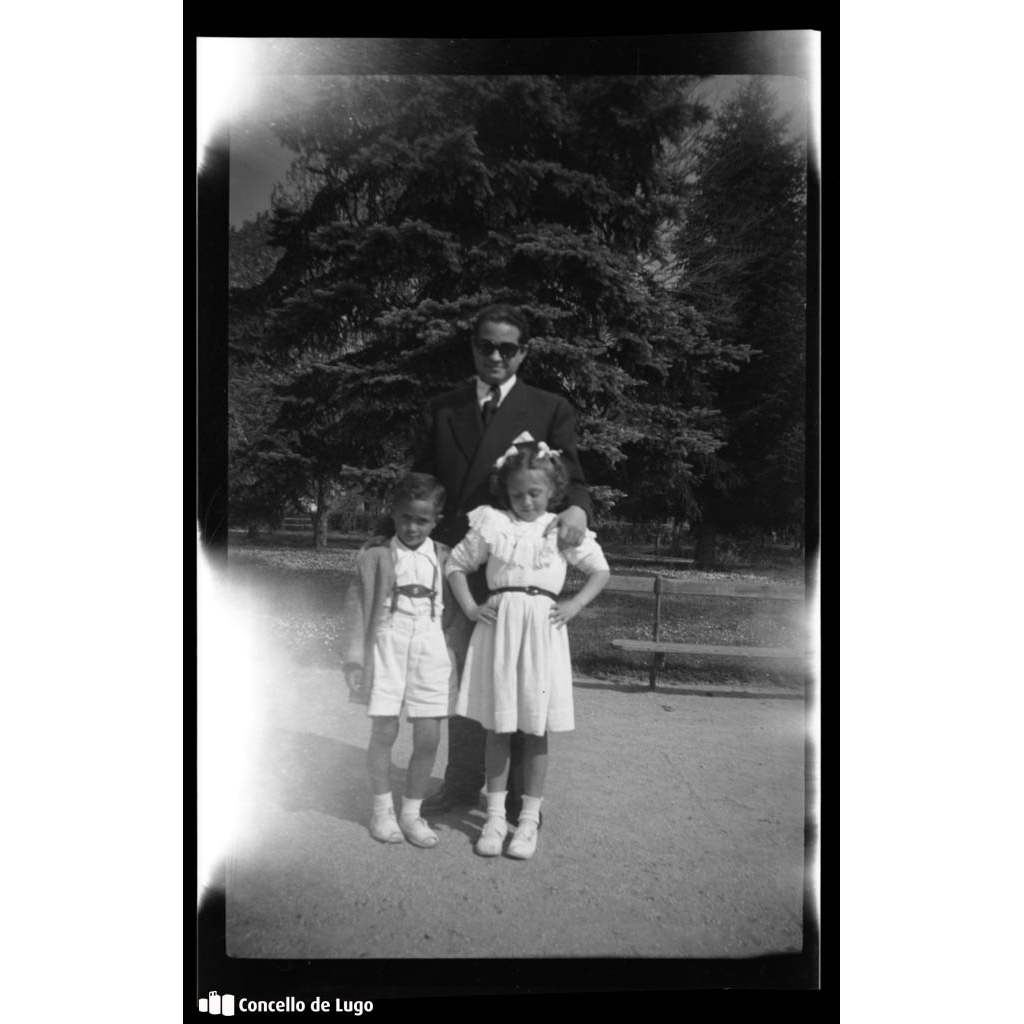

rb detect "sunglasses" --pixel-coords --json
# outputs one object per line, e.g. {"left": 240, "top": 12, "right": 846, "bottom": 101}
{"left": 474, "top": 339, "right": 525, "bottom": 360}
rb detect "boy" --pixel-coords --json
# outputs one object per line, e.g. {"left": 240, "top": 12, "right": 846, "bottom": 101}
{"left": 342, "top": 473, "right": 457, "bottom": 848}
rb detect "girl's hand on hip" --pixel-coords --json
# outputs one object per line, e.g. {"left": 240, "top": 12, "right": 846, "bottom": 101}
{"left": 550, "top": 598, "right": 582, "bottom": 627}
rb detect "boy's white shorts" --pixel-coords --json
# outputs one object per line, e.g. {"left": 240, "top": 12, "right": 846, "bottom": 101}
{"left": 368, "top": 610, "right": 455, "bottom": 718}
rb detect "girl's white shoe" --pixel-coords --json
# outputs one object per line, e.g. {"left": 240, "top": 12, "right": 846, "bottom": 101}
{"left": 474, "top": 816, "right": 508, "bottom": 857}
{"left": 507, "top": 820, "right": 539, "bottom": 859}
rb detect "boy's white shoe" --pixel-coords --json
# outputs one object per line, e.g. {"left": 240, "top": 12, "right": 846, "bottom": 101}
{"left": 507, "top": 820, "right": 539, "bottom": 860}
{"left": 474, "top": 816, "right": 508, "bottom": 857}
{"left": 399, "top": 816, "right": 438, "bottom": 849}
{"left": 369, "top": 808, "right": 404, "bottom": 844}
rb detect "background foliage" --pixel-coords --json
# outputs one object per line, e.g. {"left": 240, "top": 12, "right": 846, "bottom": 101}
{"left": 228, "top": 75, "right": 809, "bottom": 559}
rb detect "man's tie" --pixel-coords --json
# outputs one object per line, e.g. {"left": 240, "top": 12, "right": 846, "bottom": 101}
{"left": 481, "top": 384, "right": 500, "bottom": 427}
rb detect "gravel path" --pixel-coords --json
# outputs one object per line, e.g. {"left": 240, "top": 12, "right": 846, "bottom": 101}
{"left": 221, "top": 655, "right": 809, "bottom": 959}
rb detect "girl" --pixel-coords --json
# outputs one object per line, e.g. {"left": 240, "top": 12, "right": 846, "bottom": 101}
{"left": 445, "top": 441, "right": 610, "bottom": 859}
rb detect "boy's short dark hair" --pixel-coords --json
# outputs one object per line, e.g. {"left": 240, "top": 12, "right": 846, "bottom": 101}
{"left": 390, "top": 472, "right": 446, "bottom": 514}
{"left": 473, "top": 303, "right": 531, "bottom": 346}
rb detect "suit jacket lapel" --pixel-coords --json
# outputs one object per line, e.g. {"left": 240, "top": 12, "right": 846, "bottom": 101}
{"left": 456, "top": 382, "right": 529, "bottom": 509}
{"left": 448, "top": 383, "right": 482, "bottom": 466}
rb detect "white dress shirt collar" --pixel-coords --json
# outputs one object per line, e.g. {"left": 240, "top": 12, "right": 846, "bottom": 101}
{"left": 476, "top": 375, "right": 517, "bottom": 407}
{"left": 390, "top": 535, "right": 438, "bottom": 568}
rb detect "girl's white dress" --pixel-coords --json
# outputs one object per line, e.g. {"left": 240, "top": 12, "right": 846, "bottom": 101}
{"left": 446, "top": 505, "right": 609, "bottom": 735}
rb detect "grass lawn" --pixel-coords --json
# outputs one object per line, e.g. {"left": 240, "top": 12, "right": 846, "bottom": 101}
{"left": 222, "top": 530, "right": 811, "bottom": 695}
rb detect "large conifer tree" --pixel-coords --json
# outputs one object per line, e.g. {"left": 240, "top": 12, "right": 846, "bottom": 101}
{"left": 230, "top": 75, "right": 751, "bottom": 545}
{"left": 673, "top": 78, "right": 808, "bottom": 561}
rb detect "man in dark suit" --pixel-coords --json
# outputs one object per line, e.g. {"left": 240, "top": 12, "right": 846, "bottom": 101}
{"left": 413, "top": 304, "right": 592, "bottom": 822}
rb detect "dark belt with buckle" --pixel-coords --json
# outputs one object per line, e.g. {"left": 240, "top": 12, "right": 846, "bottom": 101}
{"left": 489, "top": 586, "right": 559, "bottom": 601}
{"left": 391, "top": 582, "right": 438, "bottom": 618}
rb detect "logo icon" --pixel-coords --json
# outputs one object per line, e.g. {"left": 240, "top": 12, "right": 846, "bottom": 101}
{"left": 199, "top": 992, "right": 235, "bottom": 1016}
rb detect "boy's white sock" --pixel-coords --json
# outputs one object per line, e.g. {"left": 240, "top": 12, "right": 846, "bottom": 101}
{"left": 372, "top": 792, "right": 394, "bottom": 815}
{"left": 485, "top": 790, "right": 508, "bottom": 819}
{"left": 400, "top": 796, "right": 423, "bottom": 822}
{"left": 518, "top": 795, "right": 543, "bottom": 827}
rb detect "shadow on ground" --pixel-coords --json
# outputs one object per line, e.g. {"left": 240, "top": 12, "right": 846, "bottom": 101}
{"left": 259, "top": 729, "right": 378, "bottom": 827}
{"left": 257, "top": 727, "right": 486, "bottom": 846}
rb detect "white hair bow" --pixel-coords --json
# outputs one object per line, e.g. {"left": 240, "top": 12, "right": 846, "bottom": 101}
{"left": 493, "top": 444, "right": 519, "bottom": 470}
{"left": 493, "top": 440, "right": 563, "bottom": 470}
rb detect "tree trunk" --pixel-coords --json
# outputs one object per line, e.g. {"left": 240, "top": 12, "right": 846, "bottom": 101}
{"left": 694, "top": 520, "right": 718, "bottom": 568}
{"left": 312, "top": 477, "right": 328, "bottom": 550}
{"left": 670, "top": 515, "right": 685, "bottom": 557}
{"left": 749, "top": 528, "right": 767, "bottom": 558}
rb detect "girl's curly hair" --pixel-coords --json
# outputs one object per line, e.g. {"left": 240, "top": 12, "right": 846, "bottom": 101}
{"left": 488, "top": 442, "right": 569, "bottom": 509}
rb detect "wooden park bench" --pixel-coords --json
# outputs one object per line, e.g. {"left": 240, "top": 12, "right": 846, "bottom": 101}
{"left": 604, "top": 574, "right": 806, "bottom": 688}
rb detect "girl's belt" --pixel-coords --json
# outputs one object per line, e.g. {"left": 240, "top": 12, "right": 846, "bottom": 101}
{"left": 489, "top": 586, "right": 559, "bottom": 601}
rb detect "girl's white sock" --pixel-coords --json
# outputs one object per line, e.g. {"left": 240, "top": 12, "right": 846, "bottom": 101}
{"left": 485, "top": 790, "right": 508, "bottom": 818}
{"left": 372, "top": 792, "right": 394, "bottom": 815}
{"left": 400, "top": 796, "right": 423, "bottom": 821}
{"left": 519, "top": 795, "right": 543, "bottom": 827}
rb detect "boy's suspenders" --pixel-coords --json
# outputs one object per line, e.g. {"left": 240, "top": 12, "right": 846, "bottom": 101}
{"left": 389, "top": 552, "right": 439, "bottom": 619}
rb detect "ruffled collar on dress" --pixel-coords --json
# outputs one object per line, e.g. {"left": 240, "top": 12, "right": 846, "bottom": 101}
{"left": 467, "top": 506, "right": 558, "bottom": 569}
